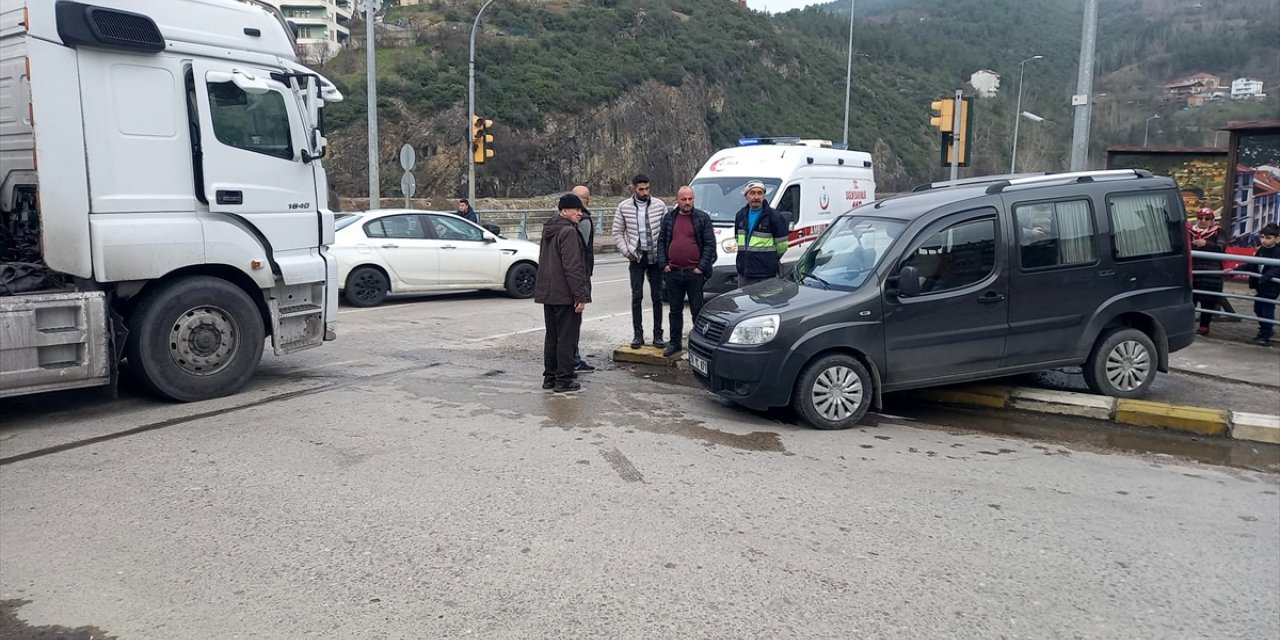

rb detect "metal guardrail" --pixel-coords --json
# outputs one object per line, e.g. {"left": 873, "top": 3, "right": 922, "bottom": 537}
{"left": 473, "top": 208, "right": 615, "bottom": 240}
{"left": 1191, "top": 250, "right": 1279, "bottom": 326}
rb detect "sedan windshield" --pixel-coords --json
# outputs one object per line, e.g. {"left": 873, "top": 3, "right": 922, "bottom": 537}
{"left": 689, "top": 177, "right": 782, "bottom": 223}
{"left": 793, "top": 215, "right": 906, "bottom": 291}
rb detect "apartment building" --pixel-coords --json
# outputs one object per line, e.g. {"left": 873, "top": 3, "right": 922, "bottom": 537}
{"left": 262, "top": 0, "right": 353, "bottom": 61}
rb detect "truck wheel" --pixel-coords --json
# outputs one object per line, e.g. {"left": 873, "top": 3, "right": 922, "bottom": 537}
{"left": 792, "top": 354, "right": 872, "bottom": 430}
{"left": 126, "top": 276, "right": 265, "bottom": 402}
{"left": 1082, "top": 328, "right": 1157, "bottom": 398}
{"left": 344, "top": 266, "right": 388, "bottom": 307}
{"left": 505, "top": 262, "right": 537, "bottom": 299}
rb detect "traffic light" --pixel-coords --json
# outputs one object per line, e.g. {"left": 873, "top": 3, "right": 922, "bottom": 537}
{"left": 929, "top": 99, "right": 955, "bottom": 133}
{"left": 941, "top": 97, "right": 973, "bottom": 167}
{"left": 471, "top": 115, "right": 494, "bottom": 164}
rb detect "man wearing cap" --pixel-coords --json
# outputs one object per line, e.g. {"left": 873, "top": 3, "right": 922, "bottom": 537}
{"left": 613, "top": 174, "right": 668, "bottom": 349}
{"left": 733, "top": 181, "right": 790, "bottom": 287}
{"left": 534, "top": 194, "right": 593, "bottom": 393}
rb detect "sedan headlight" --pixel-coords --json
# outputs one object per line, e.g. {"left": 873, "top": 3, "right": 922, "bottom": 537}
{"left": 728, "top": 314, "right": 780, "bottom": 345}
{"left": 721, "top": 238, "right": 738, "bottom": 253}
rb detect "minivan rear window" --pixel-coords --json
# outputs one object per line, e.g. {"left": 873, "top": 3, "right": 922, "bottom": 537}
{"left": 1014, "top": 199, "right": 1096, "bottom": 269}
{"left": 1107, "top": 192, "right": 1181, "bottom": 259}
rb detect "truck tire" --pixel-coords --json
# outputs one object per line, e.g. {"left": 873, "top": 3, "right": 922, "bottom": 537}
{"left": 125, "top": 276, "right": 265, "bottom": 402}
{"left": 1082, "top": 328, "right": 1157, "bottom": 398}
{"left": 504, "top": 262, "right": 537, "bottom": 299}
{"left": 344, "top": 266, "right": 388, "bottom": 307}
{"left": 792, "top": 354, "right": 873, "bottom": 430}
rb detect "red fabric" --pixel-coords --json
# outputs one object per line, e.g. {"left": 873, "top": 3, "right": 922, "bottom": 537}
{"left": 668, "top": 212, "right": 700, "bottom": 269}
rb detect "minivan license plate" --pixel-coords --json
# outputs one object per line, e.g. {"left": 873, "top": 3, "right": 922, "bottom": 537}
{"left": 689, "top": 353, "right": 708, "bottom": 375}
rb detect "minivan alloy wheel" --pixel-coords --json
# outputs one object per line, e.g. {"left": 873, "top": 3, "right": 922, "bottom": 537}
{"left": 794, "top": 354, "right": 872, "bottom": 429}
{"left": 812, "top": 366, "right": 865, "bottom": 421}
{"left": 1104, "top": 339, "right": 1151, "bottom": 392}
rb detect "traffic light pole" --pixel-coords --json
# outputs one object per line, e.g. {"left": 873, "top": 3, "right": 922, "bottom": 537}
{"left": 468, "top": 0, "right": 497, "bottom": 204}
{"left": 949, "top": 89, "right": 962, "bottom": 182}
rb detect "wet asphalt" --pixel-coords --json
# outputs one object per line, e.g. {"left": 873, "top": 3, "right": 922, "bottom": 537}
{"left": 1, "top": 258, "right": 1277, "bottom": 639}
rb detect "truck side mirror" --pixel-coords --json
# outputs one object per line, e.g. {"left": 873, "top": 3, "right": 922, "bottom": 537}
{"left": 894, "top": 265, "right": 922, "bottom": 297}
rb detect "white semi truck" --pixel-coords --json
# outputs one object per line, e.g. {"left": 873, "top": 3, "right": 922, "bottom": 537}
{"left": 0, "top": 0, "right": 343, "bottom": 401}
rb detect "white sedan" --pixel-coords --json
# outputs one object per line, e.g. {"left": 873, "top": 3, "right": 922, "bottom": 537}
{"left": 331, "top": 209, "right": 540, "bottom": 307}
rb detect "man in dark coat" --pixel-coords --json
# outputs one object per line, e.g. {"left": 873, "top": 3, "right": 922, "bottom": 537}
{"left": 456, "top": 199, "right": 480, "bottom": 224}
{"left": 534, "top": 194, "right": 593, "bottom": 393}
{"left": 570, "top": 185, "right": 597, "bottom": 373}
{"left": 657, "top": 186, "right": 716, "bottom": 357}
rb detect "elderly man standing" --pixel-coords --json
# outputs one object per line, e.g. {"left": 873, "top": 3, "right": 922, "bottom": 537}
{"left": 657, "top": 186, "right": 715, "bottom": 357}
{"left": 733, "top": 181, "right": 789, "bottom": 288}
{"left": 534, "top": 194, "right": 592, "bottom": 394}
{"left": 571, "top": 184, "right": 596, "bottom": 373}
{"left": 613, "top": 174, "right": 668, "bottom": 349}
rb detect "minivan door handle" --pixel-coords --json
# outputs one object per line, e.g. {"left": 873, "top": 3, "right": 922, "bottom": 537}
{"left": 977, "top": 291, "right": 1006, "bottom": 304}
{"left": 1098, "top": 269, "right": 1115, "bottom": 277}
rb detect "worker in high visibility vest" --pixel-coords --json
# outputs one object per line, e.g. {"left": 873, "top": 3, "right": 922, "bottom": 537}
{"left": 733, "top": 181, "right": 790, "bottom": 288}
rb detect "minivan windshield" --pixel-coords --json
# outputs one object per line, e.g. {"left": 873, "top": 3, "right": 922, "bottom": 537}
{"left": 689, "top": 177, "right": 782, "bottom": 223}
{"left": 793, "top": 215, "right": 906, "bottom": 291}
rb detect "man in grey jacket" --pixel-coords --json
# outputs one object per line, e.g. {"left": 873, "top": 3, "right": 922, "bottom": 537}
{"left": 613, "top": 174, "right": 668, "bottom": 349}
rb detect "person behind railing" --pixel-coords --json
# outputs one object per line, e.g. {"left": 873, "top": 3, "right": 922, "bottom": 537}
{"left": 1242, "top": 223, "right": 1280, "bottom": 346}
{"left": 1188, "top": 207, "right": 1224, "bottom": 336}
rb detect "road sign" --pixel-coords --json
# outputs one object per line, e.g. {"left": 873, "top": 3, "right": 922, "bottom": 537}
{"left": 400, "top": 172, "right": 417, "bottom": 199}
{"left": 399, "top": 144, "right": 416, "bottom": 171}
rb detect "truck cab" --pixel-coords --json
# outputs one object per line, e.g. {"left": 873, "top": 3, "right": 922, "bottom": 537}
{"left": 689, "top": 138, "right": 876, "bottom": 294}
{"left": 0, "top": 0, "right": 342, "bottom": 400}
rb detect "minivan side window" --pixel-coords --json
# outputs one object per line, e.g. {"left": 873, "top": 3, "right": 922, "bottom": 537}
{"left": 1107, "top": 192, "right": 1180, "bottom": 259}
{"left": 900, "top": 217, "right": 997, "bottom": 294}
{"left": 1014, "top": 199, "right": 1096, "bottom": 269}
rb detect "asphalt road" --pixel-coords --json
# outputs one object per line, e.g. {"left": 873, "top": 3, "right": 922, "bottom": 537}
{"left": 1, "top": 258, "right": 1278, "bottom": 639}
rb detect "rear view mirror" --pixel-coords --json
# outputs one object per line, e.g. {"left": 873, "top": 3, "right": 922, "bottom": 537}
{"left": 895, "top": 265, "right": 922, "bottom": 297}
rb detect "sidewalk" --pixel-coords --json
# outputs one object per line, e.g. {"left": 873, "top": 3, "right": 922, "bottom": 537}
{"left": 1170, "top": 337, "right": 1279, "bottom": 388}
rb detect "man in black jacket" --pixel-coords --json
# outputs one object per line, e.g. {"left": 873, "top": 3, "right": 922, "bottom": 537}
{"left": 733, "top": 181, "right": 789, "bottom": 287}
{"left": 534, "top": 194, "right": 593, "bottom": 393}
{"left": 657, "top": 186, "right": 716, "bottom": 357}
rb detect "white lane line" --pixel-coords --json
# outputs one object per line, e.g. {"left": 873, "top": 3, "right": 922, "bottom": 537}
{"left": 595, "top": 278, "right": 629, "bottom": 284}
{"left": 465, "top": 309, "right": 641, "bottom": 342}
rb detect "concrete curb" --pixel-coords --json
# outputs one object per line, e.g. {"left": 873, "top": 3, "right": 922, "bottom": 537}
{"left": 913, "top": 385, "right": 1280, "bottom": 446}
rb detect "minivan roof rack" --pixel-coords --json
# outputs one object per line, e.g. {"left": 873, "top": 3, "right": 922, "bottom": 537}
{"left": 912, "top": 173, "right": 1048, "bottom": 192}
{"left": 984, "top": 169, "right": 1154, "bottom": 194}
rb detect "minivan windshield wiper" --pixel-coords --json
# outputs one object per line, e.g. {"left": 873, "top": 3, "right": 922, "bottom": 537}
{"left": 800, "top": 272, "right": 831, "bottom": 290}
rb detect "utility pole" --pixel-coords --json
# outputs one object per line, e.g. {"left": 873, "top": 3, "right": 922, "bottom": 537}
{"left": 841, "top": 0, "right": 854, "bottom": 148}
{"left": 949, "top": 89, "right": 962, "bottom": 182}
{"left": 1010, "top": 55, "right": 1042, "bottom": 173}
{"left": 1069, "top": 0, "right": 1098, "bottom": 171}
{"left": 365, "top": 0, "right": 379, "bottom": 209}
{"left": 468, "top": 0, "right": 497, "bottom": 204}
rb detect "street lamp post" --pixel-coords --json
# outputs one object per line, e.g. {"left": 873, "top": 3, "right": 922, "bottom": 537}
{"left": 841, "top": 0, "right": 854, "bottom": 148}
{"left": 1009, "top": 54, "right": 1042, "bottom": 174}
{"left": 365, "top": 0, "right": 379, "bottom": 209}
{"left": 1144, "top": 114, "right": 1160, "bottom": 147}
{"left": 468, "top": 0, "right": 497, "bottom": 204}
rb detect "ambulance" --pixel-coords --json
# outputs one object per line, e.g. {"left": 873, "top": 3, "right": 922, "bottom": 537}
{"left": 689, "top": 137, "right": 876, "bottom": 294}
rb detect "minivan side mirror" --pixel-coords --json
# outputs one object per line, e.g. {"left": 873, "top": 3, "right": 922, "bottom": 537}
{"left": 895, "top": 265, "right": 922, "bottom": 297}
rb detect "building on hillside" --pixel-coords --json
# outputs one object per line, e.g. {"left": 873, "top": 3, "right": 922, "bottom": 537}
{"left": 263, "top": 0, "right": 353, "bottom": 62}
{"left": 1187, "top": 90, "right": 1229, "bottom": 108}
{"left": 968, "top": 70, "right": 1000, "bottom": 98}
{"left": 1163, "top": 72, "right": 1222, "bottom": 106}
{"left": 1231, "top": 78, "right": 1266, "bottom": 100}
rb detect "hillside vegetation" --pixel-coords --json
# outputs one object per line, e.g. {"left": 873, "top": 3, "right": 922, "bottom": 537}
{"left": 319, "top": 0, "right": 1279, "bottom": 198}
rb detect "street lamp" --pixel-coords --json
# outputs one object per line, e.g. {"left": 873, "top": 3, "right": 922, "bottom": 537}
{"left": 468, "top": 0, "right": 497, "bottom": 204}
{"left": 841, "top": 0, "right": 855, "bottom": 148}
{"left": 1009, "top": 54, "right": 1042, "bottom": 173}
{"left": 1143, "top": 114, "right": 1160, "bottom": 147}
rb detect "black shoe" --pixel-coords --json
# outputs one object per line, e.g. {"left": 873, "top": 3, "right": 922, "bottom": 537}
{"left": 542, "top": 378, "right": 555, "bottom": 390}
{"left": 652, "top": 332, "right": 666, "bottom": 348}
{"left": 1254, "top": 337, "right": 1273, "bottom": 346}
{"left": 575, "top": 361, "right": 596, "bottom": 373}
{"left": 663, "top": 344, "right": 682, "bottom": 358}
{"left": 553, "top": 380, "right": 582, "bottom": 394}
{"left": 631, "top": 332, "right": 644, "bottom": 349}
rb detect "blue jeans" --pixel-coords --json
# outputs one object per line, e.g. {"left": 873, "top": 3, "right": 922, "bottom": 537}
{"left": 1256, "top": 296, "right": 1277, "bottom": 341}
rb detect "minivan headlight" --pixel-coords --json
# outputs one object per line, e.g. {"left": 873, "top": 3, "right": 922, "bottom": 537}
{"left": 721, "top": 238, "right": 738, "bottom": 253}
{"left": 728, "top": 314, "right": 780, "bottom": 345}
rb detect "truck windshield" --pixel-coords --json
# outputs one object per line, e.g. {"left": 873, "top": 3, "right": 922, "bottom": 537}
{"left": 689, "top": 177, "right": 782, "bottom": 224}
{"left": 793, "top": 215, "right": 906, "bottom": 291}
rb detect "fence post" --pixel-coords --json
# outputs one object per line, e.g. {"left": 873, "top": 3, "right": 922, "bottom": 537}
{"left": 519, "top": 211, "right": 528, "bottom": 240}
{"left": 595, "top": 210, "right": 605, "bottom": 235}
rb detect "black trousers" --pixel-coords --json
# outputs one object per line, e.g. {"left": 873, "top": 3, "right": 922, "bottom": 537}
{"left": 1193, "top": 292, "right": 1221, "bottom": 328}
{"left": 543, "top": 304, "right": 582, "bottom": 384}
{"left": 629, "top": 255, "right": 664, "bottom": 335}
{"left": 666, "top": 269, "right": 705, "bottom": 346}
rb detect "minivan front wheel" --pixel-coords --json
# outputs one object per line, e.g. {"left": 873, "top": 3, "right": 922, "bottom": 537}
{"left": 1083, "top": 328, "right": 1157, "bottom": 398}
{"left": 793, "top": 354, "right": 873, "bottom": 430}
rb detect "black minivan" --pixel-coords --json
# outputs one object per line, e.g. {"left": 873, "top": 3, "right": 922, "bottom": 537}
{"left": 688, "top": 170, "right": 1196, "bottom": 430}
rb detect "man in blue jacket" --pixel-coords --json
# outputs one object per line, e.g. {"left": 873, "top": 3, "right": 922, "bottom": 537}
{"left": 733, "top": 181, "right": 789, "bottom": 287}
{"left": 657, "top": 186, "right": 716, "bottom": 357}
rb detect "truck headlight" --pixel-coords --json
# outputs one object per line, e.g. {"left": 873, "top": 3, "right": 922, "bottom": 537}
{"left": 728, "top": 314, "right": 780, "bottom": 345}
{"left": 721, "top": 238, "right": 738, "bottom": 253}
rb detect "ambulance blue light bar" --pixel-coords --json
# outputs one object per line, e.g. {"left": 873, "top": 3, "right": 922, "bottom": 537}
{"left": 738, "top": 136, "right": 802, "bottom": 146}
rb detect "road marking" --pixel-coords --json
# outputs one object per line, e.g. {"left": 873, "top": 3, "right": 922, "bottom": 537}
{"left": 465, "top": 310, "right": 641, "bottom": 342}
